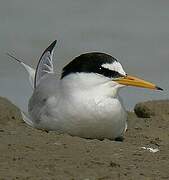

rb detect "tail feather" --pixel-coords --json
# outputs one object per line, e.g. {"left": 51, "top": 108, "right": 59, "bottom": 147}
{"left": 20, "top": 62, "right": 35, "bottom": 89}
{"left": 6, "top": 53, "right": 35, "bottom": 89}
{"left": 21, "top": 111, "right": 34, "bottom": 127}
{"left": 6, "top": 40, "right": 57, "bottom": 89}
{"left": 6, "top": 41, "right": 58, "bottom": 128}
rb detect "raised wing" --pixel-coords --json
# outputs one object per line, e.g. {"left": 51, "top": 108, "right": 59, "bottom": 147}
{"left": 34, "top": 40, "right": 57, "bottom": 88}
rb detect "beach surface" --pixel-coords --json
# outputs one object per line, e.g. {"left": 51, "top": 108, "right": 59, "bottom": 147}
{"left": 0, "top": 97, "right": 169, "bottom": 179}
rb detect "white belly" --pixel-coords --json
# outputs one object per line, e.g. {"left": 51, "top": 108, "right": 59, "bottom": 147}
{"left": 31, "top": 95, "right": 127, "bottom": 140}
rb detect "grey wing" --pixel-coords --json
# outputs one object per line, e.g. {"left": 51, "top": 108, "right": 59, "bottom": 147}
{"left": 28, "top": 75, "right": 60, "bottom": 123}
{"left": 34, "top": 40, "right": 57, "bottom": 88}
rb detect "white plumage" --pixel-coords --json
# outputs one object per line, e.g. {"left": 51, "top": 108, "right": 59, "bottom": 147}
{"left": 29, "top": 72, "right": 127, "bottom": 139}
{"left": 8, "top": 40, "right": 162, "bottom": 140}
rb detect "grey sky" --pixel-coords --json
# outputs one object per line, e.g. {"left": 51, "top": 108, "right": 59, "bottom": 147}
{"left": 0, "top": 0, "right": 168, "bottom": 111}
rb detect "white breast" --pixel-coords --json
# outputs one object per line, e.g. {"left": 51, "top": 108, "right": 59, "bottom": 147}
{"left": 32, "top": 88, "right": 127, "bottom": 140}
{"left": 29, "top": 73, "right": 127, "bottom": 140}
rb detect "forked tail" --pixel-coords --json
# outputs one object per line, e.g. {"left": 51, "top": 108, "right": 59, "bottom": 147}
{"left": 6, "top": 40, "right": 57, "bottom": 127}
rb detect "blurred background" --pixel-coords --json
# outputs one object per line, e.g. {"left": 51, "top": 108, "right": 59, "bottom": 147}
{"left": 0, "top": 0, "right": 168, "bottom": 112}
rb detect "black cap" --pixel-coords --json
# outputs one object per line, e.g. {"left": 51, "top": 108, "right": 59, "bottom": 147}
{"left": 61, "top": 52, "right": 123, "bottom": 79}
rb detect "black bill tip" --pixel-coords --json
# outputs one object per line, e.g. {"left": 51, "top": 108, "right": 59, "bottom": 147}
{"left": 156, "top": 86, "right": 163, "bottom": 91}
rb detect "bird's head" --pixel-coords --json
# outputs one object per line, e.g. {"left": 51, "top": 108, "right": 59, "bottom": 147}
{"left": 61, "top": 52, "right": 162, "bottom": 97}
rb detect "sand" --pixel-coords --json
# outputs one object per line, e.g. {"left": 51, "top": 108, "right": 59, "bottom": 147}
{"left": 0, "top": 97, "right": 169, "bottom": 180}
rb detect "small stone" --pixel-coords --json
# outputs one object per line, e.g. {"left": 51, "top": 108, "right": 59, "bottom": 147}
{"left": 134, "top": 103, "right": 153, "bottom": 118}
{"left": 109, "top": 161, "right": 120, "bottom": 167}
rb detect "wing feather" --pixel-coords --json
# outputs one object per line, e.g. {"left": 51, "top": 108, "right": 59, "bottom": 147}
{"left": 34, "top": 40, "right": 57, "bottom": 88}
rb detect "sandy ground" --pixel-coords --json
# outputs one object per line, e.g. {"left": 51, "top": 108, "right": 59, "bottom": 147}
{"left": 0, "top": 97, "right": 169, "bottom": 180}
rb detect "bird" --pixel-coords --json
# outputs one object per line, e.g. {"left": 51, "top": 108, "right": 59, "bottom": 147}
{"left": 7, "top": 40, "right": 163, "bottom": 140}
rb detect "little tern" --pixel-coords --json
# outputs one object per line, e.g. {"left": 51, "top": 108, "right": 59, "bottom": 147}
{"left": 8, "top": 40, "right": 163, "bottom": 140}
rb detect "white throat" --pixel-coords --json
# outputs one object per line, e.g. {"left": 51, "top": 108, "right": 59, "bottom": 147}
{"left": 61, "top": 73, "right": 122, "bottom": 99}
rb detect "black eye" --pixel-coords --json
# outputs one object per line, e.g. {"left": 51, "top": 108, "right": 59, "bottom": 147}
{"left": 97, "top": 66, "right": 123, "bottom": 78}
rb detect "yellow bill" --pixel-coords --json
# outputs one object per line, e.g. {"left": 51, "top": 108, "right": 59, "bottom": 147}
{"left": 115, "top": 75, "right": 163, "bottom": 90}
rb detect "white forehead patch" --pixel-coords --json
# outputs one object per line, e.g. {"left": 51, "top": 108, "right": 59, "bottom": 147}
{"left": 101, "top": 61, "right": 126, "bottom": 76}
